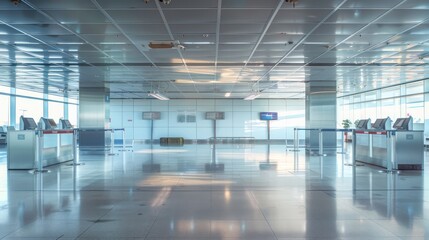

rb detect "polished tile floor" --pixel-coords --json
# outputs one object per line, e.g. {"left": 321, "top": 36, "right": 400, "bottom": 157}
{"left": 0, "top": 143, "right": 428, "bottom": 239}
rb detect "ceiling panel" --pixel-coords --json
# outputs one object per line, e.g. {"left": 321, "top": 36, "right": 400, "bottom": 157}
{"left": 0, "top": 0, "right": 427, "bottom": 99}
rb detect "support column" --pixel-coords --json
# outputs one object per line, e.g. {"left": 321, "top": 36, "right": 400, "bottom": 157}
{"left": 305, "top": 82, "right": 337, "bottom": 153}
{"left": 79, "top": 87, "right": 110, "bottom": 147}
{"left": 424, "top": 79, "right": 429, "bottom": 139}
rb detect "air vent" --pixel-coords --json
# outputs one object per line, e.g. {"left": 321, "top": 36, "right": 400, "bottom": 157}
{"left": 147, "top": 40, "right": 184, "bottom": 50}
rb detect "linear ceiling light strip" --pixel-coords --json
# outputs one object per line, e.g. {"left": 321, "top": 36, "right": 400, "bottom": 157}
{"left": 214, "top": 0, "right": 222, "bottom": 82}
{"left": 228, "top": 0, "right": 284, "bottom": 96}
{"left": 91, "top": 0, "right": 158, "bottom": 68}
{"left": 337, "top": 21, "right": 429, "bottom": 79}
{"left": 251, "top": 0, "right": 350, "bottom": 89}
{"left": 280, "top": 0, "right": 408, "bottom": 79}
{"left": 22, "top": 0, "right": 149, "bottom": 82}
{"left": 155, "top": 0, "right": 197, "bottom": 97}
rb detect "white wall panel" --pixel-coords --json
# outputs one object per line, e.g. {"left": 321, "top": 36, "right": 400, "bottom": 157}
{"left": 133, "top": 105, "right": 151, "bottom": 111}
{"left": 198, "top": 118, "right": 213, "bottom": 128}
{"left": 197, "top": 99, "right": 215, "bottom": 105}
{"left": 217, "top": 127, "right": 234, "bottom": 137}
{"left": 111, "top": 99, "right": 123, "bottom": 106}
{"left": 110, "top": 112, "right": 122, "bottom": 128}
{"left": 111, "top": 105, "right": 123, "bottom": 112}
{"left": 233, "top": 103, "right": 251, "bottom": 112}
{"left": 232, "top": 127, "right": 251, "bottom": 137}
{"left": 109, "top": 99, "right": 305, "bottom": 140}
{"left": 197, "top": 105, "right": 215, "bottom": 111}
{"left": 251, "top": 105, "right": 270, "bottom": 112}
{"left": 153, "top": 127, "right": 169, "bottom": 139}
{"left": 252, "top": 127, "right": 267, "bottom": 139}
{"left": 214, "top": 105, "right": 233, "bottom": 112}
{"left": 169, "top": 127, "right": 196, "bottom": 139}
{"left": 216, "top": 112, "right": 233, "bottom": 127}
{"left": 232, "top": 111, "right": 252, "bottom": 127}
{"left": 124, "top": 127, "right": 134, "bottom": 139}
{"left": 270, "top": 126, "right": 286, "bottom": 139}
{"left": 197, "top": 127, "right": 212, "bottom": 139}
{"left": 155, "top": 113, "right": 169, "bottom": 126}
{"left": 134, "top": 127, "right": 150, "bottom": 139}
{"left": 122, "top": 112, "right": 134, "bottom": 128}
{"left": 252, "top": 99, "right": 269, "bottom": 106}
{"left": 133, "top": 112, "right": 151, "bottom": 127}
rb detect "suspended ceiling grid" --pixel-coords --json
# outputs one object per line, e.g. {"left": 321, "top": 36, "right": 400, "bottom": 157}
{"left": 0, "top": 0, "right": 428, "bottom": 99}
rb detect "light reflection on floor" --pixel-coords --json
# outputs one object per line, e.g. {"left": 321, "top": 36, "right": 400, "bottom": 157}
{"left": 0, "top": 143, "right": 428, "bottom": 239}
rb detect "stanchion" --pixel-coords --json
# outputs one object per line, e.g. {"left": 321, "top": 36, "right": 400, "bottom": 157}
{"left": 31, "top": 130, "right": 49, "bottom": 174}
{"left": 122, "top": 130, "right": 125, "bottom": 150}
{"left": 352, "top": 130, "right": 357, "bottom": 191}
{"left": 379, "top": 131, "right": 399, "bottom": 174}
{"left": 345, "top": 130, "right": 364, "bottom": 167}
{"left": 318, "top": 129, "right": 326, "bottom": 156}
{"left": 118, "top": 129, "right": 127, "bottom": 152}
{"left": 289, "top": 128, "right": 300, "bottom": 152}
{"left": 68, "top": 129, "right": 84, "bottom": 166}
{"left": 337, "top": 131, "right": 346, "bottom": 154}
{"left": 108, "top": 129, "right": 116, "bottom": 156}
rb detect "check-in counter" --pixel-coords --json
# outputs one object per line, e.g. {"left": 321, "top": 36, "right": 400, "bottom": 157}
{"left": 0, "top": 127, "right": 6, "bottom": 144}
{"left": 7, "top": 129, "right": 75, "bottom": 170}
{"left": 355, "top": 130, "right": 423, "bottom": 170}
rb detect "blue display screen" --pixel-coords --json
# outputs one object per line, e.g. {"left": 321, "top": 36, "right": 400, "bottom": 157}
{"left": 260, "top": 112, "right": 278, "bottom": 120}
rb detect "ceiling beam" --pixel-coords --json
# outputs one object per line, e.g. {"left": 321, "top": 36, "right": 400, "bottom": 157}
{"left": 250, "top": 0, "right": 349, "bottom": 89}
{"left": 155, "top": 0, "right": 197, "bottom": 97}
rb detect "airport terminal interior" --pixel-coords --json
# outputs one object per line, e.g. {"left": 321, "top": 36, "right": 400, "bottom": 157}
{"left": 1, "top": 0, "right": 429, "bottom": 239}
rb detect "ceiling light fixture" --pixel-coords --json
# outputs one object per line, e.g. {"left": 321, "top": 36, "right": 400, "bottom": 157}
{"left": 147, "top": 40, "right": 184, "bottom": 49}
{"left": 144, "top": 0, "right": 172, "bottom": 5}
{"left": 148, "top": 92, "right": 170, "bottom": 100}
{"left": 244, "top": 92, "right": 261, "bottom": 101}
{"left": 224, "top": 92, "right": 231, "bottom": 97}
{"left": 285, "top": 0, "right": 298, "bottom": 8}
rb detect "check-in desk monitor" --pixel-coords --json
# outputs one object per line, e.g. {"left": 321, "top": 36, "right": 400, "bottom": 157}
{"left": 373, "top": 117, "right": 392, "bottom": 130}
{"left": 143, "top": 112, "right": 161, "bottom": 120}
{"left": 356, "top": 118, "right": 371, "bottom": 130}
{"left": 59, "top": 119, "right": 73, "bottom": 129}
{"left": 260, "top": 112, "right": 278, "bottom": 121}
{"left": 20, "top": 116, "right": 37, "bottom": 130}
{"left": 39, "top": 118, "right": 57, "bottom": 130}
{"left": 393, "top": 116, "right": 413, "bottom": 130}
{"left": 206, "top": 112, "right": 225, "bottom": 120}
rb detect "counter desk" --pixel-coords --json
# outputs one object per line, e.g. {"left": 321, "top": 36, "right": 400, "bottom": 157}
{"left": 355, "top": 130, "right": 423, "bottom": 170}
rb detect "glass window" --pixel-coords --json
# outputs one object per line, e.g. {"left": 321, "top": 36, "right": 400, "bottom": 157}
{"left": 68, "top": 98, "right": 78, "bottom": 104}
{"left": 49, "top": 94, "right": 64, "bottom": 102}
{"left": 48, "top": 101, "right": 64, "bottom": 122}
{"left": 16, "top": 97, "right": 43, "bottom": 127}
{"left": 382, "top": 86, "right": 400, "bottom": 99}
{"left": 381, "top": 98, "right": 400, "bottom": 120}
{"left": 406, "top": 82, "right": 423, "bottom": 95}
{"left": 68, "top": 104, "right": 78, "bottom": 127}
{"left": 0, "top": 85, "right": 10, "bottom": 93}
{"left": 406, "top": 101, "right": 424, "bottom": 123}
{"left": 16, "top": 88, "right": 43, "bottom": 98}
{"left": 0, "top": 95, "right": 9, "bottom": 126}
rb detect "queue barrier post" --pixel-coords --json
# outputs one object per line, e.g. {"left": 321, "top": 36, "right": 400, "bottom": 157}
{"left": 32, "top": 130, "right": 49, "bottom": 173}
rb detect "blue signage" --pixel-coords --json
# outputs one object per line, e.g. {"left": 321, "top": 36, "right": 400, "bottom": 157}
{"left": 260, "top": 112, "right": 278, "bottom": 120}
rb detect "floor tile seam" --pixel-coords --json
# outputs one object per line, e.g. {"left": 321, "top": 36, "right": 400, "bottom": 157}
{"left": 74, "top": 206, "right": 115, "bottom": 239}
{"left": 0, "top": 225, "right": 23, "bottom": 240}
{"left": 248, "top": 190, "right": 279, "bottom": 240}
{"left": 369, "top": 218, "right": 418, "bottom": 238}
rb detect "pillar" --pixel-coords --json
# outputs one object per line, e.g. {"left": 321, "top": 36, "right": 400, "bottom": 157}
{"left": 305, "top": 82, "right": 337, "bottom": 152}
{"left": 79, "top": 87, "right": 110, "bottom": 147}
